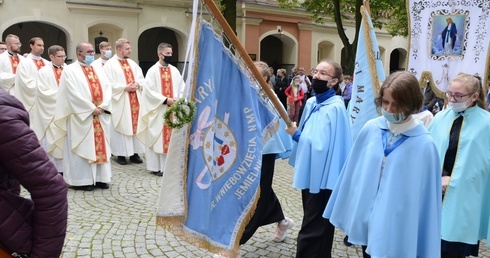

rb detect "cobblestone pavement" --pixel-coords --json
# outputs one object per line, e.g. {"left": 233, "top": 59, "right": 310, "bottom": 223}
{"left": 59, "top": 158, "right": 490, "bottom": 258}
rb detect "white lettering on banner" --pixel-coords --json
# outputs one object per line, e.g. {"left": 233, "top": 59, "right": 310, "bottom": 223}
{"left": 244, "top": 107, "right": 257, "bottom": 132}
{"left": 195, "top": 78, "right": 214, "bottom": 104}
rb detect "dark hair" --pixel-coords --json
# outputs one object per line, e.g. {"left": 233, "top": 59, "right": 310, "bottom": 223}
{"left": 374, "top": 71, "right": 423, "bottom": 118}
{"left": 29, "top": 37, "right": 43, "bottom": 46}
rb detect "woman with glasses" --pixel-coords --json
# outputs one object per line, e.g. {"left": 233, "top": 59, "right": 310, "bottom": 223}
{"left": 428, "top": 73, "right": 490, "bottom": 258}
{"left": 324, "top": 71, "right": 441, "bottom": 258}
{"left": 286, "top": 59, "right": 351, "bottom": 258}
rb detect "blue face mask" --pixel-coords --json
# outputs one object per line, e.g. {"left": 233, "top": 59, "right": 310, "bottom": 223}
{"left": 381, "top": 108, "right": 406, "bottom": 124}
{"left": 103, "top": 50, "right": 112, "bottom": 59}
{"left": 84, "top": 55, "right": 94, "bottom": 65}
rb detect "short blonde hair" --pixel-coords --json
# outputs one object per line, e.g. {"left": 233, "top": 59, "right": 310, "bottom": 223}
{"left": 115, "top": 38, "right": 130, "bottom": 49}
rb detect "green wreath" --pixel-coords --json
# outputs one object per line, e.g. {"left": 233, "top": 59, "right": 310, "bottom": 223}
{"left": 163, "top": 98, "right": 197, "bottom": 129}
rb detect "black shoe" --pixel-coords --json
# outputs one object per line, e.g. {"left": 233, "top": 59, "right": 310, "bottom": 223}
{"left": 95, "top": 182, "right": 110, "bottom": 189}
{"left": 129, "top": 154, "right": 143, "bottom": 164}
{"left": 72, "top": 185, "right": 94, "bottom": 191}
{"left": 343, "top": 235, "right": 353, "bottom": 246}
{"left": 152, "top": 171, "right": 163, "bottom": 176}
{"left": 116, "top": 156, "right": 128, "bottom": 165}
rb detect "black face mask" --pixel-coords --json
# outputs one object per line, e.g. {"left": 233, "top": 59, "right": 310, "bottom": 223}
{"left": 311, "top": 79, "right": 330, "bottom": 94}
{"left": 162, "top": 55, "right": 172, "bottom": 64}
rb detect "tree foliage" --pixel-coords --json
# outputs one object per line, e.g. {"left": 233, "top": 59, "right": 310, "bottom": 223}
{"left": 275, "top": 0, "right": 408, "bottom": 75}
{"left": 218, "top": 0, "right": 237, "bottom": 34}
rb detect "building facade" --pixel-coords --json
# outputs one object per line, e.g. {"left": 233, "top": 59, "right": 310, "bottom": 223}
{"left": 0, "top": 0, "right": 408, "bottom": 75}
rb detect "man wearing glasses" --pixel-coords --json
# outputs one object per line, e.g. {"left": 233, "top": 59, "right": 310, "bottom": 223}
{"left": 53, "top": 41, "right": 113, "bottom": 191}
{"left": 0, "top": 34, "right": 24, "bottom": 94}
{"left": 31, "top": 45, "right": 67, "bottom": 175}
{"left": 15, "top": 37, "right": 48, "bottom": 117}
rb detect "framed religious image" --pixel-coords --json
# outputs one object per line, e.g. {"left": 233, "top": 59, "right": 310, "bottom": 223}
{"left": 431, "top": 14, "right": 466, "bottom": 56}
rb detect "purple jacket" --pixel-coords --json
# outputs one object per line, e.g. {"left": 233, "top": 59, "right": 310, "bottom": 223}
{"left": 0, "top": 88, "right": 68, "bottom": 257}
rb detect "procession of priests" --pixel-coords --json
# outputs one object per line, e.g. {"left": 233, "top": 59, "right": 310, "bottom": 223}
{"left": 1, "top": 34, "right": 184, "bottom": 191}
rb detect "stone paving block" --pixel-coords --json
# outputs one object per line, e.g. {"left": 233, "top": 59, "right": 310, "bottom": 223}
{"left": 54, "top": 159, "right": 490, "bottom": 257}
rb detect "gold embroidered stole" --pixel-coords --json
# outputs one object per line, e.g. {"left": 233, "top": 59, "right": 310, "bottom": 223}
{"left": 9, "top": 55, "right": 20, "bottom": 74}
{"left": 160, "top": 67, "right": 174, "bottom": 154}
{"left": 53, "top": 67, "right": 63, "bottom": 86}
{"left": 119, "top": 59, "right": 139, "bottom": 135}
{"left": 81, "top": 65, "right": 108, "bottom": 164}
{"left": 33, "top": 59, "right": 45, "bottom": 70}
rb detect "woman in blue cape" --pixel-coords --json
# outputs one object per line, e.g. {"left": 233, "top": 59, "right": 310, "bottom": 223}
{"left": 286, "top": 59, "right": 351, "bottom": 258}
{"left": 238, "top": 61, "right": 295, "bottom": 247}
{"left": 428, "top": 74, "right": 490, "bottom": 258}
{"left": 324, "top": 71, "right": 441, "bottom": 258}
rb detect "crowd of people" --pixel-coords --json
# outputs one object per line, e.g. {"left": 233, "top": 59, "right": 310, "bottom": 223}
{"left": 275, "top": 59, "right": 490, "bottom": 257}
{"left": 0, "top": 34, "right": 182, "bottom": 257}
{"left": 1, "top": 32, "right": 490, "bottom": 258}
{"left": 271, "top": 65, "right": 353, "bottom": 123}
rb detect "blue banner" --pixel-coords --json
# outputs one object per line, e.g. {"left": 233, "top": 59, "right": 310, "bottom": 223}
{"left": 348, "top": 6, "right": 386, "bottom": 141}
{"left": 184, "top": 21, "right": 277, "bottom": 251}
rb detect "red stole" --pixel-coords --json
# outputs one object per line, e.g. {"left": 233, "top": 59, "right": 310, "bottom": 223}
{"left": 33, "top": 59, "right": 45, "bottom": 70}
{"left": 118, "top": 59, "right": 139, "bottom": 135}
{"left": 160, "top": 67, "right": 174, "bottom": 154}
{"left": 9, "top": 55, "right": 20, "bottom": 74}
{"left": 53, "top": 66, "right": 63, "bottom": 86}
{"left": 81, "top": 65, "right": 108, "bottom": 164}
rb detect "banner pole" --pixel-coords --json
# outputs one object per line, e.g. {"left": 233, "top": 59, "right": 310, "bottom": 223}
{"left": 202, "top": 0, "right": 292, "bottom": 127}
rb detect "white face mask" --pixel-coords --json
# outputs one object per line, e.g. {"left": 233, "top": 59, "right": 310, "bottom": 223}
{"left": 448, "top": 98, "right": 471, "bottom": 113}
{"left": 103, "top": 50, "right": 112, "bottom": 59}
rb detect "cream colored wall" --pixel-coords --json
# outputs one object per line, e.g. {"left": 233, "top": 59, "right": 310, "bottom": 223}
{"left": 0, "top": 0, "right": 191, "bottom": 62}
{"left": 137, "top": 4, "right": 191, "bottom": 61}
{"left": 0, "top": 0, "right": 408, "bottom": 74}
{"left": 0, "top": 0, "right": 74, "bottom": 55}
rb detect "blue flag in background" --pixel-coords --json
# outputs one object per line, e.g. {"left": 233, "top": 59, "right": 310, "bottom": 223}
{"left": 184, "top": 20, "right": 277, "bottom": 251}
{"left": 348, "top": 6, "right": 386, "bottom": 141}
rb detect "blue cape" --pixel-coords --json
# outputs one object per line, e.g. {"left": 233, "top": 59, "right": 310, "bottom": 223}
{"left": 288, "top": 95, "right": 351, "bottom": 193}
{"left": 428, "top": 106, "right": 490, "bottom": 244}
{"left": 325, "top": 117, "right": 441, "bottom": 257}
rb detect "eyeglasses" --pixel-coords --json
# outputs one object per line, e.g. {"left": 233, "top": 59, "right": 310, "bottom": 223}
{"left": 445, "top": 92, "right": 473, "bottom": 102}
{"left": 13, "top": 43, "right": 22, "bottom": 46}
{"left": 311, "top": 69, "right": 334, "bottom": 78}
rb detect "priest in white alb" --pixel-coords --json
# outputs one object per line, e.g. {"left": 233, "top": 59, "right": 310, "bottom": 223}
{"left": 0, "top": 34, "right": 24, "bottom": 94}
{"left": 14, "top": 37, "right": 48, "bottom": 114}
{"left": 54, "top": 41, "right": 112, "bottom": 191}
{"left": 104, "top": 38, "right": 145, "bottom": 166}
{"left": 138, "top": 43, "right": 183, "bottom": 177}
{"left": 91, "top": 41, "right": 112, "bottom": 71}
{"left": 31, "top": 45, "right": 66, "bottom": 173}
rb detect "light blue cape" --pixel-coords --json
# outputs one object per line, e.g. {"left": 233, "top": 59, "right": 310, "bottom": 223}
{"left": 428, "top": 106, "right": 490, "bottom": 244}
{"left": 325, "top": 117, "right": 441, "bottom": 257}
{"left": 288, "top": 95, "right": 351, "bottom": 193}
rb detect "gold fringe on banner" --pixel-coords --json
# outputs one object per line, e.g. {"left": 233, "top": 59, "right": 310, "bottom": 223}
{"left": 360, "top": 5, "right": 381, "bottom": 97}
{"left": 155, "top": 10, "right": 265, "bottom": 257}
